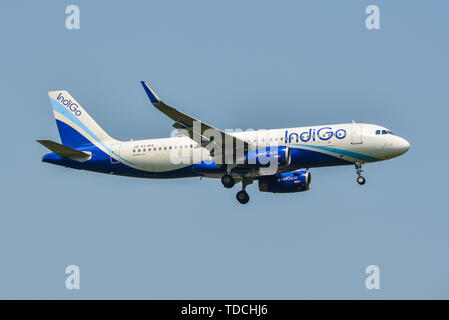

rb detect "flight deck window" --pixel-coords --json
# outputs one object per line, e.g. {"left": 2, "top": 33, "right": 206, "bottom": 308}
{"left": 382, "top": 130, "right": 388, "bottom": 135}
{"left": 376, "top": 130, "right": 380, "bottom": 135}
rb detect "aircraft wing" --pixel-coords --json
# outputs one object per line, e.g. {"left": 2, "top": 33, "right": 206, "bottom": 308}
{"left": 140, "top": 81, "right": 253, "bottom": 162}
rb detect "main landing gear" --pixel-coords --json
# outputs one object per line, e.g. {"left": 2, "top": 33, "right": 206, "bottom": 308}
{"left": 222, "top": 174, "right": 251, "bottom": 204}
{"left": 221, "top": 174, "right": 235, "bottom": 188}
{"left": 236, "top": 190, "right": 250, "bottom": 204}
{"left": 235, "top": 177, "right": 252, "bottom": 204}
{"left": 355, "top": 162, "right": 366, "bottom": 185}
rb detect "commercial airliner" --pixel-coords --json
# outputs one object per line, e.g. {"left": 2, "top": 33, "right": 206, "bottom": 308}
{"left": 37, "top": 82, "right": 410, "bottom": 204}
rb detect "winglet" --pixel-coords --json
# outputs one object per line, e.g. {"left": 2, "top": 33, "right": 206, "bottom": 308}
{"left": 140, "top": 81, "right": 161, "bottom": 103}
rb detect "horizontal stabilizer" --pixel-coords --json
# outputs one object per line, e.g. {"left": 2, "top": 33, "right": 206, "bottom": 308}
{"left": 37, "top": 140, "right": 91, "bottom": 160}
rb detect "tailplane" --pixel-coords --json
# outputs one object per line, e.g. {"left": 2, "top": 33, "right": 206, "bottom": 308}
{"left": 48, "top": 91, "right": 116, "bottom": 148}
{"left": 37, "top": 139, "right": 92, "bottom": 162}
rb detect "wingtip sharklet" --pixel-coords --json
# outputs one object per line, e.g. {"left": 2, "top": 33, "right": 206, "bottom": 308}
{"left": 140, "top": 81, "right": 161, "bottom": 103}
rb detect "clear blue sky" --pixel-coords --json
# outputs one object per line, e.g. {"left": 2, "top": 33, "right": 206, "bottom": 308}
{"left": 0, "top": 0, "right": 448, "bottom": 299}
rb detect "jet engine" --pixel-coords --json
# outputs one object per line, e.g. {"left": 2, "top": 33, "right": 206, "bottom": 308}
{"left": 258, "top": 170, "right": 311, "bottom": 193}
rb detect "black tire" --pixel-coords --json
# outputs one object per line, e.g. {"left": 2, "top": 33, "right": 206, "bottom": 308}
{"left": 236, "top": 190, "right": 250, "bottom": 204}
{"left": 357, "top": 176, "right": 366, "bottom": 185}
{"left": 221, "top": 175, "right": 235, "bottom": 188}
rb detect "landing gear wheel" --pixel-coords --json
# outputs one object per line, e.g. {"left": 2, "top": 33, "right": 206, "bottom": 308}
{"left": 236, "top": 190, "right": 250, "bottom": 204}
{"left": 355, "top": 162, "right": 366, "bottom": 185}
{"left": 357, "top": 176, "right": 366, "bottom": 185}
{"left": 221, "top": 175, "right": 235, "bottom": 188}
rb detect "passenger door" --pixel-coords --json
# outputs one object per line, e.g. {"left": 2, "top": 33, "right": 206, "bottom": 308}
{"left": 110, "top": 143, "right": 120, "bottom": 164}
{"left": 351, "top": 125, "right": 363, "bottom": 144}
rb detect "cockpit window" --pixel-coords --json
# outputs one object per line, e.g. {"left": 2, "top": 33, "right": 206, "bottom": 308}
{"left": 377, "top": 129, "right": 395, "bottom": 135}
{"left": 378, "top": 130, "right": 395, "bottom": 135}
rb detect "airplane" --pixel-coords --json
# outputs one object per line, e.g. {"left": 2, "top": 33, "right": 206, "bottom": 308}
{"left": 37, "top": 81, "right": 410, "bottom": 204}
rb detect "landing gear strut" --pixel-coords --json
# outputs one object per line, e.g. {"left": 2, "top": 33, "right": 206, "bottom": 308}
{"left": 236, "top": 177, "right": 252, "bottom": 204}
{"left": 355, "top": 162, "right": 366, "bottom": 185}
{"left": 221, "top": 174, "right": 235, "bottom": 188}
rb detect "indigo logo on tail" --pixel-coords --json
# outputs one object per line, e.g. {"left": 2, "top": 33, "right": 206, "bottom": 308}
{"left": 57, "top": 92, "right": 82, "bottom": 116}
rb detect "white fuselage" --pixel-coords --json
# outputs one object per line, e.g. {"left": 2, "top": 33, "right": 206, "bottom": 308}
{"left": 111, "top": 123, "right": 409, "bottom": 177}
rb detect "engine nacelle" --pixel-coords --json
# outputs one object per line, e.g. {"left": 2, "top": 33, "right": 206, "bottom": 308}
{"left": 245, "top": 146, "right": 291, "bottom": 167}
{"left": 258, "top": 170, "right": 311, "bottom": 193}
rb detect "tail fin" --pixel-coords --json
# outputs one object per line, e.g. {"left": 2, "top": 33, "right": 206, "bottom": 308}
{"left": 48, "top": 91, "right": 115, "bottom": 148}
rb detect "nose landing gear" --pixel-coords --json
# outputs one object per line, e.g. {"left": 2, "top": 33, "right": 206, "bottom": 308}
{"left": 357, "top": 176, "right": 366, "bottom": 185}
{"left": 355, "top": 162, "right": 366, "bottom": 185}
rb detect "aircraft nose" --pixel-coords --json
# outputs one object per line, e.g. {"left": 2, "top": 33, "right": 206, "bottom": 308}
{"left": 396, "top": 137, "right": 410, "bottom": 155}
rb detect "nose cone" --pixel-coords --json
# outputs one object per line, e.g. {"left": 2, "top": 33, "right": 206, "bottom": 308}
{"left": 395, "top": 137, "right": 410, "bottom": 156}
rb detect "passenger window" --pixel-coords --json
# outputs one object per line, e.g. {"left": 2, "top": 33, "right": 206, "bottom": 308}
{"left": 164, "top": 147, "right": 167, "bottom": 150}
{"left": 138, "top": 149, "right": 141, "bottom": 152}
{"left": 143, "top": 148, "right": 146, "bottom": 152}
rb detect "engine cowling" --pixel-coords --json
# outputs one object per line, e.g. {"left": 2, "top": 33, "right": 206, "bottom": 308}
{"left": 258, "top": 170, "right": 311, "bottom": 193}
{"left": 245, "top": 146, "right": 291, "bottom": 167}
